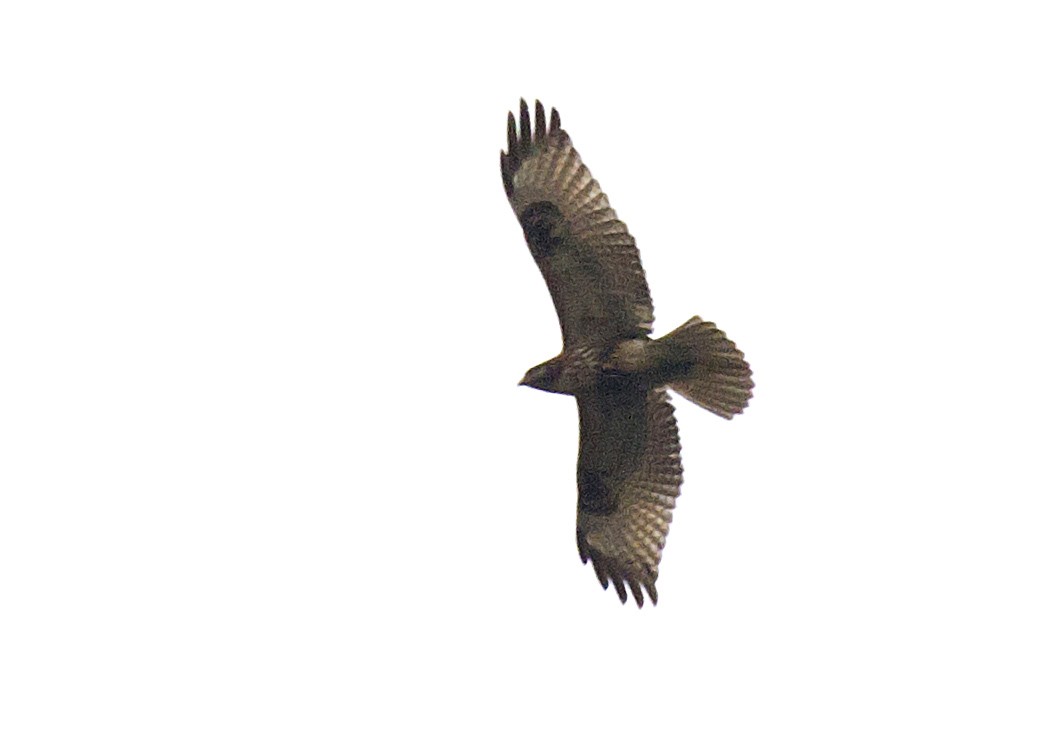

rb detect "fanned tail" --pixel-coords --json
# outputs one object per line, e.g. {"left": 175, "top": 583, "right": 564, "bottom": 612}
{"left": 656, "top": 316, "right": 753, "bottom": 419}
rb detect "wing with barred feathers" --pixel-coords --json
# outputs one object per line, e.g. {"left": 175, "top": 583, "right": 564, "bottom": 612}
{"left": 575, "top": 385, "right": 683, "bottom": 606}
{"left": 501, "top": 99, "right": 655, "bottom": 347}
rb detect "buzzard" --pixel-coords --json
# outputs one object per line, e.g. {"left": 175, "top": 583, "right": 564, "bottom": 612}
{"left": 501, "top": 100, "right": 754, "bottom": 607}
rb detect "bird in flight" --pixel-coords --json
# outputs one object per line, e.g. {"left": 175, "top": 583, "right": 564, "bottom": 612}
{"left": 501, "top": 99, "right": 753, "bottom": 606}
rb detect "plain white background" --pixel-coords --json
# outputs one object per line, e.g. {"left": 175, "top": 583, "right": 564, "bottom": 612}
{"left": 2, "top": 2, "right": 1062, "bottom": 743}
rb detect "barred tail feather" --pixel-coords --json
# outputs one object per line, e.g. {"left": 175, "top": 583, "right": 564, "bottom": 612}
{"left": 658, "top": 316, "right": 753, "bottom": 419}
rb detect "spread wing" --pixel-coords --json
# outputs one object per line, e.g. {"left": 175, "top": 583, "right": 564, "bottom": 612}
{"left": 575, "top": 385, "right": 683, "bottom": 606}
{"left": 501, "top": 99, "right": 654, "bottom": 347}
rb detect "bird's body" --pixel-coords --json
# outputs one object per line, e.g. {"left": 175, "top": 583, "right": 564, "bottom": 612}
{"left": 522, "top": 336, "right": 699, "bottom": 394}
{"left": 502, "top": 100, "right": 753, "bottom": 606}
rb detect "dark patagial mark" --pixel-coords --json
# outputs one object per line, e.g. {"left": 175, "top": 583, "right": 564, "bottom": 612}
{"left": 519, "top": 201, "right": 566, "bottom": 259}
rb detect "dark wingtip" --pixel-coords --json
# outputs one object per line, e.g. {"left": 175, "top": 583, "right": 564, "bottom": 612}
{"left": 502, "top": 100, "right": 566, "bottom": 201}
{"left": 500, "top": 150, "right": 510, "bottom": 195}
{"left": 518, "top": 99, "right": 530, "bottom": 154}
{"left": 580, "top": 534, "right": 661, "bottom": 608}
{"left": 504, "top": 100, "right": 564, "bottom": 153}
{"left": 576, "top": 528, "right": 590, "bottom": 563}
{"left": 506, "top": 111, "right": 517, "bottom": 153}
{"left": 594, "top": 563, "right": 609, "bottom": 590}
{"left": 631, "top": 582, "right": 645, "bottom": 608}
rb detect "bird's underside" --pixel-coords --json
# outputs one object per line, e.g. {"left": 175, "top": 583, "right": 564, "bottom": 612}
{"left": 502, "top": 99, "right": 753, "bottom": 606}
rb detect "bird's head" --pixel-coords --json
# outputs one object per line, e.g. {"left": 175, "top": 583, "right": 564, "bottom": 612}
{"left": 519, "top": 358, "right": 564, "bottom": 393}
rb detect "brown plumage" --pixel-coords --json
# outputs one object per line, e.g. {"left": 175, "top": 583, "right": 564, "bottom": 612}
{"left": 502, "top": 100, "right": 753, "bottom": 606}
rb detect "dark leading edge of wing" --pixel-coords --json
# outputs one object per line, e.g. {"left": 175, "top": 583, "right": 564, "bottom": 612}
{"left": 500, "top": 99, "right": 655, "bottom": 347}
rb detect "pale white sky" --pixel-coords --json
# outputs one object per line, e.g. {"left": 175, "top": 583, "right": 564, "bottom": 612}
{"left": 2, "top": 2, "right": 1063, "bottom": 744}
